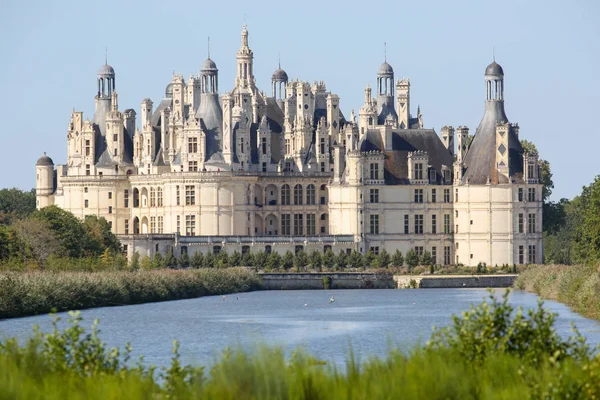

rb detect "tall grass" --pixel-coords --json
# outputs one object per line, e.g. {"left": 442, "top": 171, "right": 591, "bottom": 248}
{"left": 1, "top": 291, "right": 599, "bottom": 399}
{"left": 0, "top": 268, "right": 260, "bottom": 319}
{"left": 515, "top": 264, "right": 600, "bottom": 320}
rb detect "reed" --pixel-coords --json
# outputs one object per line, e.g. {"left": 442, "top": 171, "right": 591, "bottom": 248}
{"left": 0, "top": 268, "right": 260, "bottom": 319}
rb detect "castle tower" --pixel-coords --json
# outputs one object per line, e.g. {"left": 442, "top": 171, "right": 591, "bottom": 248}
{"left": 358, "top": 85, "right": 377, "bottom": 136}
{"left": 441, "top": 126, "right": 454, "bottom": 155}
{"left": 396, "top": 78, "right": 410, "bottom": 129}
{"left": 376, "top": 59, "right": 397, "bottom": 125}
{"left": 272, "top": 62, "right": 288, "bottom": 110}
{"left": 97, "top": 63, "right": 115, "bottom": 100}
{"left": 36, "top": 153, "right": 55, "bottom": 208}
{"left": 105, "top": 91, "right": 125, "bottom": 168}
{"left": 236, "top": 24, "right": 254, "bottom": 88}
{"left": 201, "top": 57, "right": 219, "bottom": 94}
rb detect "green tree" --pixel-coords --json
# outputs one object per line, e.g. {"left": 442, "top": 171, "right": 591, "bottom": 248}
{"left": 421, "top": 250, "right": 432, "bottom": 266}
{"left": 405, "top": 249, "right": 420, "bottom": 270}
{"left": 376, "top": 249, "right": 391, "bottom": 269}
{"left": 391, "top": 249, "right": 404, "bottom": 267}
{"left": 152, "top": 252, "right": 164, "bottom": 269}
{"left": 241, "top": 252, "right": 254, "bottom": 267}
{"left": 253, "top": 251, "right": 268, "bottom": 270}
{"left": 347, "top": 250, "right": 364, "bottom": 269}
{"left": 0, "top": 188, "right": 36, "bottom": 223}
{"left": 571, "top": 177, "right": 600, "bottom": 263}
{"left": 229, "top": 250, "right": 242, "bottom": 267}
{"left": 12, "top": 218, "right": 61, "bottom": 263}
{"left": 294, "top": 250, "right": 308, "bottom": 271}
{"left": 140, "top": 255, "right": 152, "bottom": 270}
{"left": 216, "top": 251, "right": 230, "bottom": 268}
{"left": 31, "top": 206, "right": 88, "bottom": 258}
{"left": 309, "top": 250, "right": 322, "bottom": 271}
{"left": 164, "top": 250, "right": 176, "bottom": 269}
{"left": 83, "top": 215, "right": 121, "bottom": 255}
{"left": 129, "top": 251, "right": 140, "bottom": 270}
{"left": 203, "top": 252, "right": 215, "bottom": 268}
{"left": 322, "top": 249, "right": 335, "bottom": 270}
{"left": 364, "top": 250, "right": 376, "bottom": 268}
{"left": 179, "top": 252, "right": 190, "bottom": 268}
{"left": 266, "top": 251, "right": 282, "bottom": 270}
{"left": 335, "top": 250, "right": 347, "bottom": 270}
{"left": 190, "top": 252, "right": 204, "bottom": 268}
{"left": 282, "top": 251, "right": 294, "bottom": 270}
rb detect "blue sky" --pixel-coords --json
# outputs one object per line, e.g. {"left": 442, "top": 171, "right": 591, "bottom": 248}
{"left": 0, "top": 0, "right": 598, "bottom": 201}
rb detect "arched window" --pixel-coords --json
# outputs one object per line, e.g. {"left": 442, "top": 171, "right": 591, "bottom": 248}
{"left": 133, "top": 188, "right": 140, "bottom": 208}
{"left": 281, "top": 184, "right": 290, "bottom": 205}
{"left": 294, "top": 184, "right": 303, "bottom": 205}
{"left": 306, "top": 184, "right": 315, "bottom": 205}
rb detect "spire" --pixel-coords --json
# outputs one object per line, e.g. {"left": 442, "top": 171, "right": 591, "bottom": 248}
{"left": 384, "top": 42, "right": 387, "bottom": 62}
{"left": 278, "top": 52, "right": 281, "bottom": 69}
{"left": 208, "top": 36, "right": 210, "bottom": 58}
{"left": 105, "top": 46, "right": 107, "bottom": 65}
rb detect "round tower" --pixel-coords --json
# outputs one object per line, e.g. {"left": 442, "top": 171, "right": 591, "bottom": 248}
{"left": 201, "top": 57, "right": 219, "bottom": 94}
{"left": 376, "top": 60, "right": 397, "bottom": 124}
{"left": 97, "top": 63, "right": 115, "bottom": 99}
{"left": 35, "top": 153, "right": 55, "bottom": 208}
{"left": 485, "top": 61, "right": 504, "bottom": 101}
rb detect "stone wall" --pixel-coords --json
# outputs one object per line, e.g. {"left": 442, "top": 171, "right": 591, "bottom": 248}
{"left": 260, "top": 272, "right": 396, "bottom": 290}
{"left": 394, "top": 274, "right": 517, "bottom": 289}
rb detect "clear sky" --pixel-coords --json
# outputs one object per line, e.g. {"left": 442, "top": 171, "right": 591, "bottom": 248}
{"left": 0, "top": 0, "right": 598, "bottom": 201}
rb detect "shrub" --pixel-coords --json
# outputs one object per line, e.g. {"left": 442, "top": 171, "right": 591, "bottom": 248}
{"left": 391, "top": 250, "right": 404, "bottom": 267}
{"left": 405, "top": 249, "right": 419, "bottom": 270}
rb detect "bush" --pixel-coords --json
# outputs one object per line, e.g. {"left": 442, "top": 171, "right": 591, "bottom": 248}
{"left": 391, "top": 250, "right": 404, "bottom": 267}
{"left": 405, "top": 249, "right": 419, "bottom": 270}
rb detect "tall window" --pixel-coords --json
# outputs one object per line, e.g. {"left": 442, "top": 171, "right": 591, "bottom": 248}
{"left": 185, "top": 215, "right": 196, "bottom": 236}
{"left": 150, "top": 188, "right": 156, "bottom": 207}
{"left": 157, "top": 188, "right": 163, "bottom": 206}
{"left": 404, "top": 215, "right": 409, "bottom": 234}
{"left": 370, "top": 189, "right": 379, "bottom": 203}
{"left": 518, "top": 245, "right": 524, "bottom": 264}
{"left": 414, "top": 215, "right": 424, "bottom": 234}
{"left": 528, "top": 213, "right": 536, "bottom": 233}
{"left": 293, "top": 184, "right": 303, "bottom": 205}
{"left": 185, "top": 185, "right": 195, "bottom": 205}
{"left": 431, "top": 246, "right": 437, "bottom": 264}
{"left": 261, "top": 137, "right": 267, "bottom": 154}
{"left": 414, "top": 189, "right": 423, "bottom": 203}
{"left": 281, "top": 214, "right": 291, "bottom": 235}
{"left": 528, "top": 245, "right": 536, "bottom": 264}
{"left": 444, "top": 214, "right": 450, "bottom": 234}
{"left": 86, "top": 164, "right": 91, "bottom": 176}
{"left": 307, "top": 214, "right": 316, "bottom": 236}
{"left": 150, "top": 216, "right": 156, "bottom": 233}
{"left": 108, "top": 192, "right": 112, "bottom": 199}
{"left": 431, "top": 189, "right": 437, "bottom": 203}
{"left": 281, "top": 184, "right": 290, "bottom": 205}
{"left": 415, "top": 246, "right": 424, "bottom": 258}
{"left": 85, "top": 140, "right": 90, "bottom": 156}
{"left": 124, "top": 219, "right": 129, "bottom": 235}
{"left": 176, "top": 215, "right": 180, "bottom": 233}
{"left": 124, "top": 189, "right": 129, "bottom": 208}
{"left": 157, "top": 216, "right": 163, "bottom": 233}
{"left": 370, "top": 214, "right": 380, "bottom": 234}
{"left": 285, "top": 139, "right": 290, "bottom": 155}
{"left": 294, "top": 214, "right": 304, "bottom": 235}
{"left": 306, "top": 184, "right": 316, "bottom": 205}
{"left": 518, "top": 213, "right": 524, "bottom": 233}
{"left": 528, "top": 188, "right": 536, "bottom": 202}
{"left": 189, "top": 161, "right": 198, "bottom": 172}
{"left": 414, "top": 163, "right": 423, "bottom": 180}
{"left": 320, "top": 138, "right": 326, "bottom": 154}
{"left": 188, "top": 137, "right": 198, "bottom": 153}
{"left": 444, "top": 246, "right": 451, "bottom": 265}
{"left": 369, "top": 163, "right": 379, "bottom": 180}
{"left": 176, "top": 186, "right": 180, "bottom": 206}
{"left": 518, "top": 188, "right": 524, "bottom": 202}
{"left": 84, "top": 199, "right": 89, "bottom": 208}
{"left": 431, "top": 214, "right": 437, "bottom": 234}
{"left": 444, "top": 188, "right": 450, "bottom": 203}
{"left": 455, "top": 188, "right": 459, "bottom": 202}
{"left": 528, "top": 164, "right": 535, "bottom": 179}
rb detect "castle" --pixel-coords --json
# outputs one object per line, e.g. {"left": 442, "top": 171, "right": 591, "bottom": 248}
{"left": 35, "top": 25, "right": 543, "bottom": 266}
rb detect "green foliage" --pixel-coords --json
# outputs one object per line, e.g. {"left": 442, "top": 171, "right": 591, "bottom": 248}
{"left": 309, "top": 250, "right": 322, "bottom": 271}
{"left": 253, "top": 251, "right": 268, "bottom": 270}
{"left": 391, "top": 249, "right": 404, "bottom": 267}
{"left": 0, "top": 188, "right": 36, "bottom": 223}
{"left": 375, "top": 249, "right": 391, "bottom": 269}
{"left": 129, "top": 252, "right": 140, "bottom": 270}
{"left": 241, "top": 252, "right": 254, "bottom": 267}
{"left": 347, "top": 250, "right": 363, "bottom": 269}
{"left": 322, "top": 249, "right": 335, "bottom": 270}
{"left": 151, "top": 252, "right": 164, "bottom": 270}
{"left": 215, "top": 251, "right": 230, "bottom": 269}
{"left": 335, "top": 250, "right": 347, "bottom": 270}
{"left": 363, "top": 250, "right": 376, "bottom": 268}
{"left": 229, "top": 250, "right": 242, "bottom": 267}
{"left": 164, "top": 250, "right": 176, "bottom": 269}
{"left": 265, "top": 252, "right": 282, "bottom": 271}
{"left": 190, "top": 252, "right": 204, "bottom": 268}
{"left": 322, "top": 276, "right": 332, "bottom": 289}
{"left": 281, "top": 251, "right": 294, "bottom": 270}
{"left": 293, "top": 251, "right": 308, "bottom": 272}
{"left": 477, "top": 262, "right": 487, "bottom": 274}
{"left": 0, "top": 268, "right": 260, "bottom": 319}
{"left": 203, "top": 252, "right": 215, "bottom": 268}
{"left": 420, "top": 250, "right": 432, "bottom": 266}
{"left": 179, "top": 252, "right": 190, "bottom": 269}
{"left": 405, "top": 249, "right": 419, "bottom": 270}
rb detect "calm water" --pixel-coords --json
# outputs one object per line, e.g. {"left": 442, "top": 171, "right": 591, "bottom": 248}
{"left": 1, "top": 289, "right": 599, "bottom": 367}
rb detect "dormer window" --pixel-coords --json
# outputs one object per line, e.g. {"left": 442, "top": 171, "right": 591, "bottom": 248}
{"left": 414, "top": 163, "right": 423, "bottom": 180}
{"left": 369, "top": 163, "right": 379, "bottom": 180}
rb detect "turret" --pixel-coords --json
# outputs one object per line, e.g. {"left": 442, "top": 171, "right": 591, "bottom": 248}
{"left": 441, "top": 126, "right": 454, "bottom": 155}
{"left": 36, "top": 153, "right": 55, "bottom": 208}
{"left": 376, "top": 60, "right": 397, "bottom": 125}
{"left": 272, "top": 62, "right": 288, "bottom": 110}
{"left": 236, "top": 24, "right": 255, "bottom": 88}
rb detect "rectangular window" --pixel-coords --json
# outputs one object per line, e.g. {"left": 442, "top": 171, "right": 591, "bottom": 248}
{"left": 113, "top": 148, "right": 117, "bottom": 157}
{"left": 86, "top": 164, "right": 91, "bottom": 176}
{"left": 518, "top": 188, "right": 524, "bottom": 202}
{"left": 414, "top": 163, "right": 423, "bottom": 180}
{"left": 108, "top": 206, "right": 112, "bottom": 214}
{"left": 84, "top": 187, "right": 88, "bottom": 193}
{"left": 261, "top": 137, "right": 267, "bottom": 154}
{"left": 444, "top": 246, "right": 451, "bottom": 265}
{"left": 431, "top": 214, "right": 437, "bottom": 234}
{"left": 83, "top": 199, "right": 88, "bottom": 208}
{"left": 519, "top": 245, "right": 524, "bottom": 264}
{"left": 414, "top": 215, "right": 424, "bottom": 234}
{"left": 294, "top": 214, "right": 304, "bottom": 235}
{"left": 370, "top": 246, "right": 380, "bottom": 255}
{"left": 404, "top": 215, "right": 409, "bottom": 234}
{"left": 281, "top": 214, "right": 291, "bottom": 235}
{"left": 528, "top": 213, "right": 536, "bottom": 233}
{"left": 185, "top": 215, "right": 196, "bottom": 236}
{"left": 85, "top": 140, "right": 90, "bottom": 156}
{"left": 528, "top": 188, "right": 536, "bottom": 202}
{"left": 414, "top": 189, "right": 423, "bottom": 203}
{"left": 176, "top": 186, "right": 180, "bottom": 206}
{"left": 108, "top": 192, "right": 112, "bottom": 199}
{"left": 444, "top": 188, "right": 450, "bottom": 203}
{"left": 124, "top": 189, "right": 129, "bottom": 207}
{"left": 189, "top": 161, "right": 198, "bottom": 172}
{"left": 150, "top": 189, "right": 156, "bottom": 207}
{"left": 431, "top": 189, "right": 437, "bottom": 203}
{"left": 444, "top": 214, "right": 450, "bottom": 234}
{"left": 455, "top": 188, "right": 459, "bottom": 202}
{"left": 157, "top": 189, "right": 163, "bottom": 207}
{"left": 124, "top": 219, "right": 129, "bottom": 235}
{"left": 370, "top": 214, "right": 380, "bottom": 234}
{"left": 528, "top": 164, "right": 535, "bottom": 179}
{"left": 528, "top": 245, "right": 536, "bottom": 264}
{"left": 113, "top": 133, "right": 118, "bottom": 142}
{"left": 431, "top": 246, "right": 437, "bottom": 265}
{"left": 415, "top": 246, "right": 424, "bottom": 258}
{"left": 158, "top": 216, "right": 163, "bottom": 233}
{"left": 188, "top": 137, "right": 198, "bottom": 153}
{"left": 369, "top": 189, "right": 379, "bottom": 203}
{"left": 150, "top": 216, "right": 156, "bottom": 233}
{"left": 321, "top": 162, "right": 326, "bottom": 172}
{"left": 518, "top": 213, "right": 524, "bottom": 233}
{"left": 185, "top": 185, "right": 195, "bottom": 205}
{"left": 369, "top": 163, "right": 379, "bottom": 180}
{"left": 307, "top": 214, "right": 316, "bottom": 236}
{"left": 262, "top": 162, "right": 267, "bottom": 172}
{"left": 176, "top": 215, "right": 181, "bottom": 234}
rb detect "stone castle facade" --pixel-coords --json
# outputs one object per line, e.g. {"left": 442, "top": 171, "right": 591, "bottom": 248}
{"left": 36, "top": 25, "right": 543, "bottom": 266}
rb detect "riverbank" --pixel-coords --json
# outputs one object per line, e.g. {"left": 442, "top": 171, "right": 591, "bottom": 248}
{"left": 514, "top": 264, "right": 600, "bottom": 320}
{"left": 0, "top": 268, "right": 260, "bottom": 319}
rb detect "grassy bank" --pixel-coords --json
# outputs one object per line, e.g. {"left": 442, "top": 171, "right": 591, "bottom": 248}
{"left": 1, "top": 291, "right": 599, "bottom": 399}
{"left": 0, "top": 268, "right": 260, "bottom": 319}
{"left": 514, "top": 264, "right": 600, "bottom": 320}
